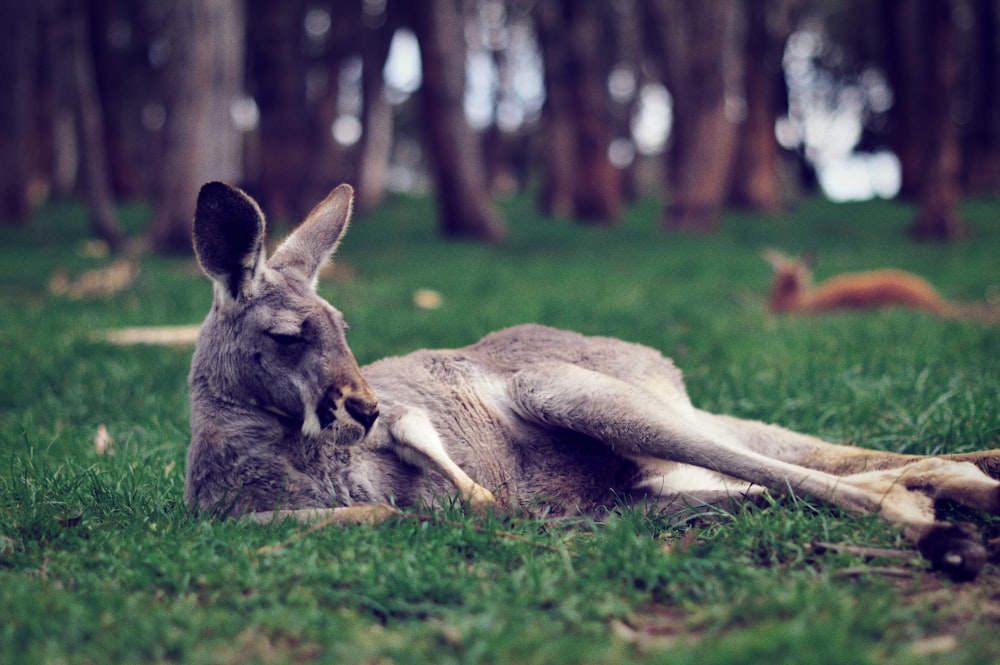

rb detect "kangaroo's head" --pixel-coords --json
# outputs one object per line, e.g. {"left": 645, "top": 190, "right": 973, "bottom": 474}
{"left": 190, "top": 182, "right": 378, "bottom": 445}
{"left": 762, "top": 249, "right": 814, "bottom": 312}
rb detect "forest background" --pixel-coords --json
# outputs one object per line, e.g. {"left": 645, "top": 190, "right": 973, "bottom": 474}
{"left": 2, "top": 0, "right": 998, "bottom": 249}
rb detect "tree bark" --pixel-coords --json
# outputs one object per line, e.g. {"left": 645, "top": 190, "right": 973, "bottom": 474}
{"left": 62, "top": 2, "right": 124, "bottom": 252}
{"left": 961, "top": 0, "right": 1000, "bottom": 196}
{"left": 299, "top": 1, "right": 354, "bottom": 210}
{"left": 567, "top": 2, "right": 621, "bottom": 222}
{"left": 909, "top": 0, "right": 967, "bottom": 241}
{"left": 355, "top": 13, "right": 396, "bottom": 213}
{"left": 876, "top": 0, "right": 927, "bottom": 199}
{"left": 86, "top": 0, "right": 147, "bottom": 199}
{"left": 247, "top": 0, "right": 308, "bottom": 222}
{"left": 0, "top": 1, "right": 39, "bottom": 222}
{"left": 409, "top": 0, "right": 506, "bottom": 242}
{"left": 728, "top": 0, "right": 800, "bottom": 213}
{"left": 535, "top": 0, "right": 621, "bottom": 223}
{"left": 147, "top": 0, "right": 245, "bottom": 253}
{"left": 645, "top": 0, "right": 744, "bottom": 232}
{"left": 535, "top": 0, "right": 576, "bottom": 218}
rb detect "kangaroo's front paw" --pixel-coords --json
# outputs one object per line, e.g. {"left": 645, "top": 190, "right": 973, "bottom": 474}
{"left": 465, "top": 484, "right": 496, "bottom": 512}
{"left": 918, "top": 523, "right": 987, "bottom": 582}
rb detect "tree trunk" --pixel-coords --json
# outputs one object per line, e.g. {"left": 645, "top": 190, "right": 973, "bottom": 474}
{"left": 63, "top": 2, "right": 125, "bottom": 252}
{"left": 535, "top": 0, "right": 621, "bottom": 223}
{"left": 646, "top": 0, "right": 744, "bottom": 232}
{"left": 909, "top": 1, "right": 967, "bottom": 241}
{"left": 86, "top": 0, "right": 145, "bottom": 199}
{"left": 147, "top": 0, "right": 245, "bottom": 253}
{"left": 567, "top": 2, "right": 621, "bottom": 222}
{"left": 410, "top": 0, "right": 506, "bottom": 242}
{"left": 961, "top": 0, "right": 1000, "bottom": 196}
{"left": 877, "top": 0, "right": 926, "bottom": 199}
{"left": 247, "top": 0, "right": 308, "bottom": 222}
{"left": 299, "top": 2, "right": 353, "bottom": 210}
{"left": 0, "top": 1, "right": 39, "bottom": 222}
{"left": 728, "top": 0, "right": 800, "bottom": 213}
{"left": 535, "top": 0, "right": 576, "bottom": 218}
{"left": 355, "top": 14, "right": 396, "bottom": 213}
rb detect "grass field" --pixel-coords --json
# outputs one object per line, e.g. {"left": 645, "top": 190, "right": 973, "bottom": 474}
{"left": 1, "top": 192, "right": 999, "bottom": 664}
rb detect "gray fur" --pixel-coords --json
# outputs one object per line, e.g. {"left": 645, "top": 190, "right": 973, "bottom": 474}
{"left": 186, "top": 183, "right": 1000, "bottom": 580}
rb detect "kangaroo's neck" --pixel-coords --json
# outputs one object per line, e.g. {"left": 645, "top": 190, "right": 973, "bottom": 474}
{"left": 187, "top": 390, "right": 424, "bottom": 513}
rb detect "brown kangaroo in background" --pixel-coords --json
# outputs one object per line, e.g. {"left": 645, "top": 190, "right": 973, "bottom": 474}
{"left": 763, "top": 249, "right": 999, "bottom": 323}
{"left": 185, "top": 183, "right": 1000, "bottom": 581}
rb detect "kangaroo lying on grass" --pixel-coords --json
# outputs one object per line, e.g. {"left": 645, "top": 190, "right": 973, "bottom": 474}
{"left": 764, "top": 249, "right": 999, "bottom": 323}
{"left": 185, "top": 183, "right": 1000, "bottom": 581}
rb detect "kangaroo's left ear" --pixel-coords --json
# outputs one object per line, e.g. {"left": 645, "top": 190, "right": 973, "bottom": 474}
{"left": 193, "top": 182, "right": 267, "bottom": 306}
{"left": 269, "top": 184, "right": 354, "bottom": 289}
{"left": 762, "top": 249, "right": 790, "bottom": 271}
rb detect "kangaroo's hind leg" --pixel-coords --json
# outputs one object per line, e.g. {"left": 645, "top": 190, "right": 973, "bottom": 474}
{"left": 507, "top": 362, "right": 995, "bottom": 580}
{"left": 701, "top": 412, "right": 1000, "bottom": 512}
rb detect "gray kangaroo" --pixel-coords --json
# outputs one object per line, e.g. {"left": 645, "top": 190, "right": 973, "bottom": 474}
{"left": 185, "top": 182, "right": 1000, "bottom": 581}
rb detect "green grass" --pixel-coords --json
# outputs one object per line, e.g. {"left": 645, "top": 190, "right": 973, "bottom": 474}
{"left": 1, "top": 192, "right": 999, "bottom": 664}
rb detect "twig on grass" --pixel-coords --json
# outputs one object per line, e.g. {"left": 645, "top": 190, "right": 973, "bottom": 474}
{"left": 812, "top": 541, "right": 920, "bottom": 561}
{"left": 255, "top": 508, "right": 565, "bottom": 557}
{"left": 836, "top": 566, "right": 917, "bottom": 579}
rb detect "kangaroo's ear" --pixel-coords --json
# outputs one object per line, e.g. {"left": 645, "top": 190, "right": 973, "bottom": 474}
{"left": 762, "top": 249, "right": 790, "bottom": 271}
{"left": 193, "top": 182, "right": 267, "bottom": 305}
{"left": 268, "top": 184, "right": 354, "bottom": 288}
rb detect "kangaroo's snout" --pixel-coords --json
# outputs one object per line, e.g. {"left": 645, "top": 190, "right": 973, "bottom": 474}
{"left": 316, "top": 381, "right": 379, "bottom": 436}
{"left": 345, "top": 394, "right": 379, "bottom": 431}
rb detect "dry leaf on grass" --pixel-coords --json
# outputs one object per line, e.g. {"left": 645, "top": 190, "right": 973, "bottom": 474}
{"left": 94, "top": 424, "right": 113, "bottom": 456}
{"left": 49, "top": 259, "right": 139, "bottom": 300}
{"left": 907, "top": 635, "right": 958, "bottom": 657}
{"left": 414, "top": 288, "right": 444, "bottom": 310}
{"left": 102, "top": 324, "right": 201, "bottom": 346}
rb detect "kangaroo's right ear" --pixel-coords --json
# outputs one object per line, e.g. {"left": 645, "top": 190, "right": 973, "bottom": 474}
{"left": 193, "top": 182, "right": 267, "bottom": 306}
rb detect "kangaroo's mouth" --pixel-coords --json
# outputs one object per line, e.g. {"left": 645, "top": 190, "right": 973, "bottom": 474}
{"left": 317, "top": 390, "right": 339, "bottom": 431}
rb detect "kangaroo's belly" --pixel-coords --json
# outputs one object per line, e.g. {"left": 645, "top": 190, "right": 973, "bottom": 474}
{"left": 364, "top": 354, "right": 642, "bottom": 513}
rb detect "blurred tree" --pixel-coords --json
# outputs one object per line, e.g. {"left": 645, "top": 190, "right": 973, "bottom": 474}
{"left": 868, "top": 2, "right": 920, "bottom": 199}
{"left": 536, "top": 0, "right": 622, "bottom": 223}
{"left": 64, "top": 0, "right": 125, "bottom": 252}
{"left": 606, "top": 0, "right": 644, "bottom": 203}
{"left": 298, "top": 1, "right": 357, "bottom": 211}
{"left": 534, "top": 0, "right": 574, "bottom": 218}
{"left": 961, "top": 0, "right": 1000, "bottom": 197}
{"left": 147, "top": 0, "right": 245, "bottom": 253}
{"left": 86, "top": 0, "right": 151, "bottom": 200}
{"left": 246, "top": 0, "right": 308, "bottom": 222}
{"left": 877, "top": 0, "right": 967, "bottom": 240}
{"left": 645, "top": 0, "right": 743, "bottom": 232}
{"left": 0, "top": 2, "right": 39, "bottom": 222}
{"left": 727, "top": 0, "right": 801, "bottom": 213}
{"left": 355, "top": 3, "right": 397, "bottom": 213}
{"left": 407, "top": 0, "right": 507, "bottom": 241}
{"left": 909, "top": 0, "right": 966, "bottom": 240}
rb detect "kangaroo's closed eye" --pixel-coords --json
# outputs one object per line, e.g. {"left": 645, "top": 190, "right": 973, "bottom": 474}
{"left": 267, "top": 331, "right": 304, "bottom": 347}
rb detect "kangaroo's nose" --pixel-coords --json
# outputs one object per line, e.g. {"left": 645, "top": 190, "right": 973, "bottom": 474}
{"left": 345, "top": 395, "right": 379, "bottom": 431}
